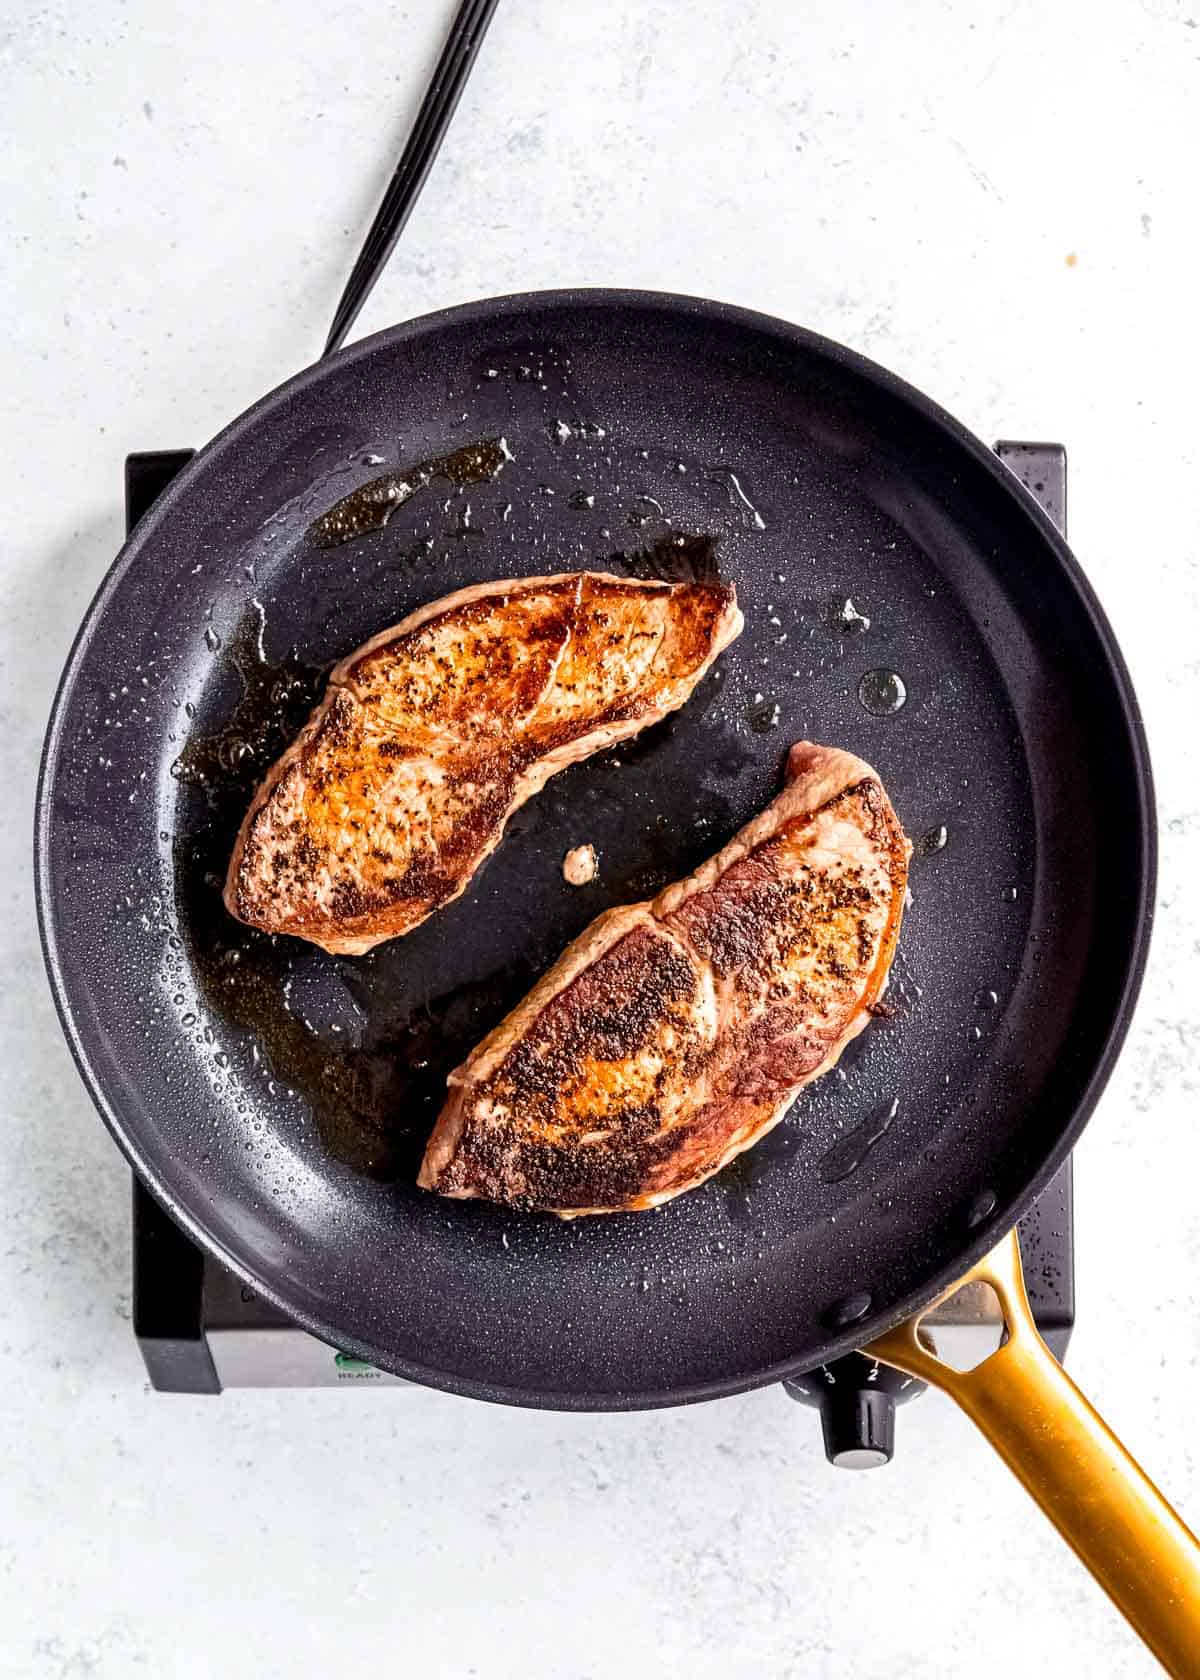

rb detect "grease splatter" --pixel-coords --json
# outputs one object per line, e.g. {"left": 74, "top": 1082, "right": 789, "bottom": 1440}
{"left": 308, "top": 438, "right": 512, "bottom": 547}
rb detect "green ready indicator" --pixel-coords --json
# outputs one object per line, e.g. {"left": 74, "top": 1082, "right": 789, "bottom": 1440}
{"left": 334, "top": 1351, "right": 376, "bottom": 1373}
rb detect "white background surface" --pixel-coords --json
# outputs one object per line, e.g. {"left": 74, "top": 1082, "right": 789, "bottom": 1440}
{"left": 2, "top": 2, "right": 1199, "bottom": 1675}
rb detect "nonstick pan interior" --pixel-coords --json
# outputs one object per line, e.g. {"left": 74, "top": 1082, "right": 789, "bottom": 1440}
{"left": 37, "top": 292, "right": 1152, "bottom": 1406}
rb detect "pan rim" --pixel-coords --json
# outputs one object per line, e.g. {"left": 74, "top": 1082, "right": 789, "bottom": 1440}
{"left": 35, "top": 287, "right": 1156, "bottom": 1408}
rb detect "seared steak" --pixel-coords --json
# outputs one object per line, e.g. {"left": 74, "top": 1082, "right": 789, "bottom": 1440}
{"left": 225, "top": 573, "right": 741, "bottom": 954}
{"left": 420, "top": 743, "right": 910, "bottom": 1215}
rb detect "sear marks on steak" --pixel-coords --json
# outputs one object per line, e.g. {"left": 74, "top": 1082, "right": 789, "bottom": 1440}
{"left": 419, "top": 743, "right": 911, "bottom": 1215}
{"left": 225, "top": 573, "right": 741, "bottom": 954}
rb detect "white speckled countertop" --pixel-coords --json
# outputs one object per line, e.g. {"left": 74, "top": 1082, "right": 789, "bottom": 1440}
{"left": 2, "top": 3, "right": 1198, "bottom": 1675}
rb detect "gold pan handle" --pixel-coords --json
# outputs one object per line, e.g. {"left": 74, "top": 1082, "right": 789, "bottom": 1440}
{"left": 864, "top": 1229, "right": 1200, "bottom": 1678}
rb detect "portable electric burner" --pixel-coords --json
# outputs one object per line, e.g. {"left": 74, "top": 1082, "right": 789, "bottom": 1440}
{"left": 129, "top": 440, "right": 1075, "bottom": 1464}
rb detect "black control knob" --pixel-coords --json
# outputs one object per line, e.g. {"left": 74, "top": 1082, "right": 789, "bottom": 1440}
{"left": 784, "top": 1352, "right": 924, "bottom": 1469}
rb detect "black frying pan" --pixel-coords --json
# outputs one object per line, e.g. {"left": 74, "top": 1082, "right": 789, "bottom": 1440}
{"left": 36, "top": 291, "right": 1152, "bottom": 1403}
{"left": 43, "top": 291, "right": 1200, "bottom": 1668}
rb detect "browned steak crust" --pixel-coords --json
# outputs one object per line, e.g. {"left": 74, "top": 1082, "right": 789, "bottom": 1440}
{"left": 420, "top": 743, "right": 911, "bottom": 1215}
{"left": 225, "top": 572, "right": 741, "bottom": 954}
